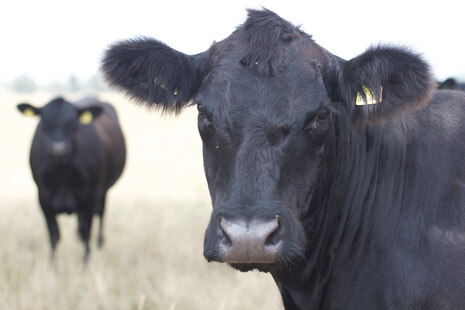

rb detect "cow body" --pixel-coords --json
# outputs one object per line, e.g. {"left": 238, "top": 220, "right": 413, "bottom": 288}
{"left": 18, "top": 97, "right": 126, "bottom": 260}
{"left": 102, "top": 9, "right": 465, "bottom": 309}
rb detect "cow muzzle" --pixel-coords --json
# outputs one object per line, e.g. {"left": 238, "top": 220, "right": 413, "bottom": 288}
{"left": 217, "top": 216, "right": 281, "bottom": 263}
{"left": 50, "top": 141, "right": 69, "bottom": 156}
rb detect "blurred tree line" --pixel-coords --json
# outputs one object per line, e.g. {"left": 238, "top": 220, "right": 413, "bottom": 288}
{"left": 9, "top": 74, "right": 108, "bottom": 93}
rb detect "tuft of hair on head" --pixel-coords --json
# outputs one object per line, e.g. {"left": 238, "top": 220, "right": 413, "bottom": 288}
{"left": 239, "top": 8, "right": 303, "bottom": 76}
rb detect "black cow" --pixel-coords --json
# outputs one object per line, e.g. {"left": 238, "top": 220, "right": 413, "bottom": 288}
{"left": 101, "top": 9, "right": 465, "bottom": 309}
{"left": 17, "top": 97, "right": 126, "bottom": 261}
{"left": 438, "top": 77, "right": 465, "bottom": 90}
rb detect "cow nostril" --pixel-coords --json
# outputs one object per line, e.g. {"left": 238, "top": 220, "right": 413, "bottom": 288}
{"left": 265, "top": 215, "right": 281, "bottom": 247}
{"left": 218, "top": 217, "right": 232, "bottom": 248}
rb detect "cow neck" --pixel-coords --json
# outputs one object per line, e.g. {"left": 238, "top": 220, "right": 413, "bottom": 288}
{"left": 332, "top": 120, "right": 408, "bottom": 256}
{"left": 275, "top": 118, "right": 410, "bottom": 308}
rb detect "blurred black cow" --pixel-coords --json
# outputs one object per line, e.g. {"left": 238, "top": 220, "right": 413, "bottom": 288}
{"left": 438, "top": 77, "right": 465, "bottom": 90}
{"left": 102, "top": 8, "right": 465, "bottom": 310}
{"left": 17, "top": 97, "right": 126, "bottom": 261}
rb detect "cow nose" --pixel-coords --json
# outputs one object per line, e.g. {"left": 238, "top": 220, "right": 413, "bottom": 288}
{"left": 219, "top": 216, "right": 281, "bottom": 263}
{"left": 51, "top": 141, "right": 67, "bottom": 156}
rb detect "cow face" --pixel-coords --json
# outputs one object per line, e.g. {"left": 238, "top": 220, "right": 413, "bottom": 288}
{"left": 17, "top": 98, "right": 102, "bottom": 165}
{"left": 195, "top": 54, "right": 339, "bottom": 272}
{"left": 101, "top": 9, "right": 434, "bottom": 275}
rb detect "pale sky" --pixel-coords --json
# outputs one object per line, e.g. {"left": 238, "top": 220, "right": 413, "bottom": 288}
{"left": 2, "top": 0, "right": 464, "bottom": 86}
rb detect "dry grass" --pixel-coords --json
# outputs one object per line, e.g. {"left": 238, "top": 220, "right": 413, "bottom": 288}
{"left": 0, "top": 91, "right": 282, "bottom": 310}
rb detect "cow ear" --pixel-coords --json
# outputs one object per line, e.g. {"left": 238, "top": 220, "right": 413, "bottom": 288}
{"left": 78, "top": 106, "right": 103, "bottom": 125}
{"left": 17, "top": 103, "right": 41, "bottom": 117}
{"left": 338, "top": 45, "right": 435, "bottom": 126}
{"left": 101, "top": 37, "right": 206, "bottom": 113}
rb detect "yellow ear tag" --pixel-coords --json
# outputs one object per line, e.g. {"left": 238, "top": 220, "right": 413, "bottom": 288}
{"left": 154, "top": 76, "right": 179, "bottom": 96}
{"left": 154, "top": 77, "right": 168, "bottom": 91}
{"left": 356, "top": 85, "right": 383, "bottom": 106}
{"left": 23, "top": 108, "right": 36, "bottom": 117}
{"left": 79, "top": 110, "right": 93, "bottom": 124}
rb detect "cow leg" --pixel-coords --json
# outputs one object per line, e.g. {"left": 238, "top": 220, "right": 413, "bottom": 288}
{"left": 43, "top": 211, "right": 60, "bottom": 261}
{"left": 97, "top": 195, "right": 106, "bottom": 249}
{"left": 97, "top": 214, "right": 104, "bottom": 248}
{"left": 78, "top": 212, "right": 93, "bottom": 262}
{"left": 39, "top": 192, "right": 60, "bottom": 261}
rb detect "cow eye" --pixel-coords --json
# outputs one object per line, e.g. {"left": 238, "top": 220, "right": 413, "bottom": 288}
{"left": 197, "top": 104, "right": 207, "bottom": 118}
{"left": 40, "top": 121, "right": 51, "bottom": 132}
{"left": 316, "top": 108, "right": 329, "bottom": 121}
{"left": 197, "top": 104, "right": 212, "bottom": 130}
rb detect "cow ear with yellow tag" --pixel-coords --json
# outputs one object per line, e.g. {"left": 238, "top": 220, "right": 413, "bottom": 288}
{"left": 335, "top": 45, "right": 434, "bottom": 126}
{"left": 77, "top": 106, "right": 103, "bottom": 125}
{"left": 17, "top": 103, "right": 41, "bottom": 117}
{"left": 101, "top": 37, "right": 203, "bottom": 114}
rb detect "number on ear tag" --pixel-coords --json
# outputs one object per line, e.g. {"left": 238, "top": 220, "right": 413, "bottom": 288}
{"left": 356, "top": 86, "right": 383, "bottom": 106}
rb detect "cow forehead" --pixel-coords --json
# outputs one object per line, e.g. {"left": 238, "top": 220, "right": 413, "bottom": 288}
{"left": 41, "top": 100, "right": 78, "bottom": 124}
{"left": 198, "top": 61, "right": 330, "bottom": 127}
{"left": 197, "top": 21, "right": 331, "bottom": 121}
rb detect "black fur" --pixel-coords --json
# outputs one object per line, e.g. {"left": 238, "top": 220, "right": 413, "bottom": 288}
{"left": 239, "top": 8, "right": 307, "bottom": 76}
{"left": 101, "top": 8, "right": 465, "bottom": 310}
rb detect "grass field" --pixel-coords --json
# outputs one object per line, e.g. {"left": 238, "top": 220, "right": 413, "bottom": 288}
{"left": 0, "top": 91, "right": 282, "bottom": 310}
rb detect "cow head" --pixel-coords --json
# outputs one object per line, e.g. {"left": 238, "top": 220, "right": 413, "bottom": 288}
{"left": 438, "top": 77, "right": 465, "bottom": 91}
{"left": 17, "top": 97, "right": 103, "bottom": 164}
{"left": 101, "top": 9, "right": 434, "bottom": 276}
